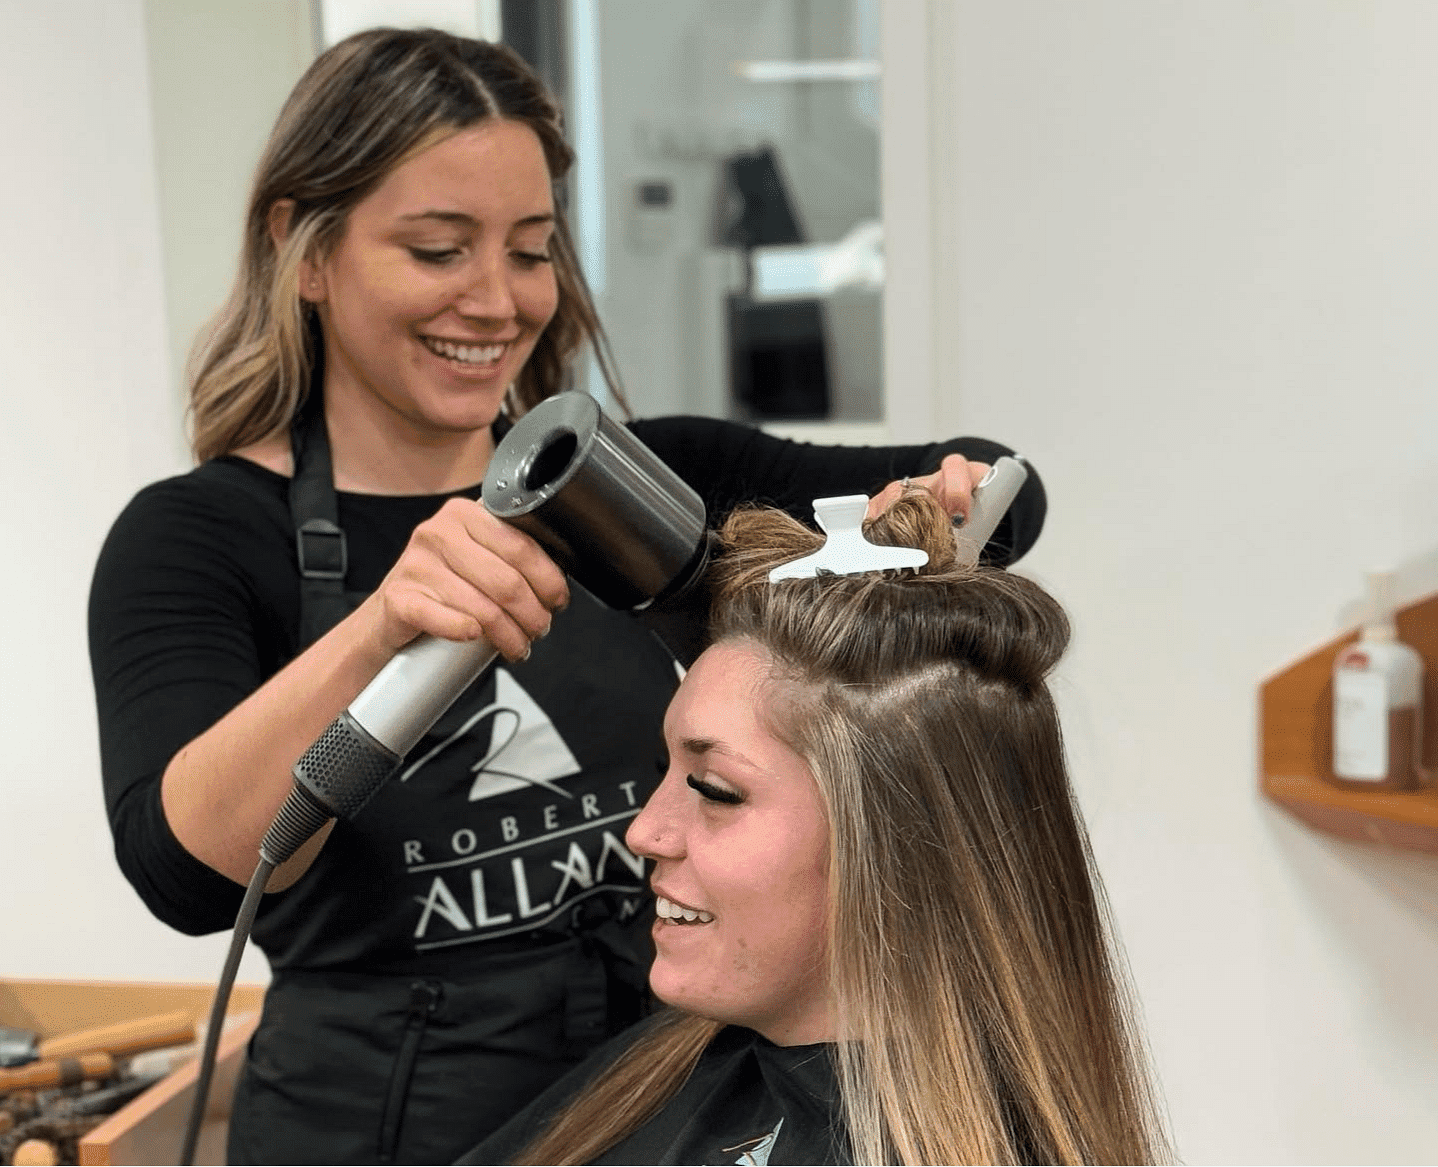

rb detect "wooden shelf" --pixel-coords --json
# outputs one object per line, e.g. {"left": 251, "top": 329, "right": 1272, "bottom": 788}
{"left": 1260, "top": 591, "right": 1438, "bottom": 851}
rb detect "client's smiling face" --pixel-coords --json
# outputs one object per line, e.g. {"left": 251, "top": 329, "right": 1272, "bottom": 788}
{"left": 625, "top": 639, "right": 833, "bottom": 1046}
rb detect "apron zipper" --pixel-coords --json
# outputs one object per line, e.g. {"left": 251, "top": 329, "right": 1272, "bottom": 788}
{"left": 376, "top": 979, "right": 443, "bottom": 1163}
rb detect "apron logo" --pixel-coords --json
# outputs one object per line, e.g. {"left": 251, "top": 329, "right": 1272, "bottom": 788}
{"left": 396, "top": 668, "right": 582, "bottom": 799}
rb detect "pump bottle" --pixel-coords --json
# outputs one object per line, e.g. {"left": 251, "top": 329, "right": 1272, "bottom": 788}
{"left": 1331, "top": 570, "right": 1425, "bottom": 790}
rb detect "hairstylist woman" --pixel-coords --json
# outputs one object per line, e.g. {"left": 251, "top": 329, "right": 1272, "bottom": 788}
{"left": 87, "top": 28, "right": 1046, "bottom": 1166}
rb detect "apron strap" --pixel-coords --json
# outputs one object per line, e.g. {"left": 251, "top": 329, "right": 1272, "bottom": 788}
{"left": 289, "top": 393, "right": 353, "bottom": 648}
{"left": 287, "top": 395, "right": 515, "bottom": 650}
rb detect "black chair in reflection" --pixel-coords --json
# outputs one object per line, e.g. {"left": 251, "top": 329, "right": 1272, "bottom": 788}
{"left": 716, "top": 146, "right": 831, "bottom": 422}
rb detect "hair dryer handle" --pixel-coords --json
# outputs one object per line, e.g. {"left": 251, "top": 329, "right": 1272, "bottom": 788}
{"left": 347, "top": 634, "right": 498, "bottom": 757}
{"left": 273, "top": 634, "right": 497, "bottom": 858}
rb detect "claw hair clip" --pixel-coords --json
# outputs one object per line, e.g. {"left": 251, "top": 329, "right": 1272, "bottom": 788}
{"left": 768, "top": 495, "right": 927, "bottom": 581}
{"left": 767, "top": 456, "right": 1029, "bottom": 582}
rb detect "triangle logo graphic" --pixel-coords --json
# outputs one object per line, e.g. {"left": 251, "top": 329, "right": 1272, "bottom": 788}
{"left": 396, "top": 668, "right": 583, "bottom": 801}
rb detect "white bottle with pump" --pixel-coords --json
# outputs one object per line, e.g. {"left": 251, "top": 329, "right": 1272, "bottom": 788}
{"left": 1331, "top": 569, "right": 1425, "bottom": 790}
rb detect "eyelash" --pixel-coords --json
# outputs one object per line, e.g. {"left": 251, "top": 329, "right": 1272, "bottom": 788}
{"left": 407, "top": 248, "right": 552, "bottom": 268}
{"left": 409, "top": 247, "right": 460, "bottom": 265}
{"left": 686, "top": 773, "right": 743, "bottom": 806}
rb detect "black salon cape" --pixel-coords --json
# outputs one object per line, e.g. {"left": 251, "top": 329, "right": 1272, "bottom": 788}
{"left": 457, "top": 1022, "right": 846, "bottom": 1165}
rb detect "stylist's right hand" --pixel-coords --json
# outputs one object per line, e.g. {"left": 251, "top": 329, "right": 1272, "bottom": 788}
{"left": 363, "top": 498, "right": 569, "bottom": 662}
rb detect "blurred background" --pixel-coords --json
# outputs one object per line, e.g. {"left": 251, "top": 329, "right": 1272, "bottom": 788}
{"left": 4, "top": 2, "right": 1438, "bottom": 1162}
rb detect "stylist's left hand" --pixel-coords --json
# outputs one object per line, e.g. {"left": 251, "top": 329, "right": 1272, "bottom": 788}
{"left": 866, "top": 453, "right": 989, "bottom": 522}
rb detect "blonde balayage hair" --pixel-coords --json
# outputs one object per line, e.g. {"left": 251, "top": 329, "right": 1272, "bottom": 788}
{"left": 518, "top": 494, "right": 1168, "bottom": 1165}
{"left": 188, "top": 28, "right": 621, "bottom": 463}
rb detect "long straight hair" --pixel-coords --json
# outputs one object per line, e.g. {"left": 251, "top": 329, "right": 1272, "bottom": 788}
{"left": 517, "top": 494, "right": 1169, "bottom": 1165}
{"left": 188, "top": 27, "right": 623, "bottom": 463}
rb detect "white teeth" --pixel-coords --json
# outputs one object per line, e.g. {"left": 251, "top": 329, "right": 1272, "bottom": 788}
{"left": 425, "top": 337, "right": 504, "bottom": 365}
{"left": 657, "top": 896, "right": 713, "bottom": 924}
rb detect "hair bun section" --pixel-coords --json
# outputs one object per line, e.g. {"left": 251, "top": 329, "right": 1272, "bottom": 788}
{"left": 713, "top": 495, "right": 1068, "bottom": 689}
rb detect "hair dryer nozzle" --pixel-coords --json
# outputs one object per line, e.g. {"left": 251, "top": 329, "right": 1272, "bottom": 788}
{"left": 484, "top": 393, "right": 708, "bottom": 610}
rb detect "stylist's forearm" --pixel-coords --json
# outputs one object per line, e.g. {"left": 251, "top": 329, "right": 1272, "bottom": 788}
{"left": 159, "top": 598, "right": 399, "bottom": 887}
{"left": 160, "top": 502, "right": 564, "bottom": 889}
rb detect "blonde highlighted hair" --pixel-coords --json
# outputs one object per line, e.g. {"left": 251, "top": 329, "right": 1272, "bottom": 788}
{"left": 188, "top": 28, "right": 621, "bottom": 463}
{"left": 518, "top": 494, "right": 1169, "bottom": 1165}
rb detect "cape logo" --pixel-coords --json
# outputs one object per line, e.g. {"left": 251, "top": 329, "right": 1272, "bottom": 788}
{"left": 397, "top": 668, "right": 582, "bottom": 800}
{"left": 725, "top": 1117, "right": 784, "bottom": 1166}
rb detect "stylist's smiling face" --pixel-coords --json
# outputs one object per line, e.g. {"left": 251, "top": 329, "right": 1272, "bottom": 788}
{"left": 626, "top": 640, "right": 833, "bottom": 1047}
{"left": 303, "top": 118, "right": 559, "bottom": 439}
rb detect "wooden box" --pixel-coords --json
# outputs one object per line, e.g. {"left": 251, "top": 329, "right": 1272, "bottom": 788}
{"left": 0, "top": 978, "right": 263, "bottom": 1166}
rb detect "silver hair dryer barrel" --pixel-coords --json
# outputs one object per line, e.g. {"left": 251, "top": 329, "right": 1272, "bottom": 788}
{"left": 483, "top": 391, "right": 708, "bottom": 609}
{"left": 266, "top": 393, "right": 708, "bottom": 865}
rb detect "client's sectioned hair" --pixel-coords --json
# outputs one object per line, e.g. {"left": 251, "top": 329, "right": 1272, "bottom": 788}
{"left": 518, "top": 494, "right": 1170, "bottom": 1165}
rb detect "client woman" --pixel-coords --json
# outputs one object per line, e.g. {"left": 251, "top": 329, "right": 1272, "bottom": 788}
{"left": 460, "top": 492, "right": 1169, "bottom": 1165}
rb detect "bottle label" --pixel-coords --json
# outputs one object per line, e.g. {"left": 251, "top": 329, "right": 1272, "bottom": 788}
{"left": 1333, "top": 669, "right": 1389, "bottom": 780}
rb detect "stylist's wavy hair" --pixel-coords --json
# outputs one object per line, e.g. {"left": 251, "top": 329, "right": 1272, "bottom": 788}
{"left": 519, "top": 493, "right": 1170, "bottom": 1165}
{"left": 188, "top": 27, "right": 621, "bottom": 463}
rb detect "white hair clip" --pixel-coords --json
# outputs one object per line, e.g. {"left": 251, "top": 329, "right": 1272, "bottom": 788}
{"left": 766, "top": 456, "right": 1030, "bottom": 582}
{"left": 768, "top": 495, "right": 928, "bottom": 581}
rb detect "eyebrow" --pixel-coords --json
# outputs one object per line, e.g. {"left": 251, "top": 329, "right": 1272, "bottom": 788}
{"left": 397, "top": 210, "right": 555, "bottom": 227}
{"left": 678, "top": 736, "right": 765, "bottom": 776}
{"left": 680, "top": 736, "right": 719, "bottom": 756}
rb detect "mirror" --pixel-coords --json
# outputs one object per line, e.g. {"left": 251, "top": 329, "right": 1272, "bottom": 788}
{"left": 580, "top": 0, "right": 884, "bottom": 434}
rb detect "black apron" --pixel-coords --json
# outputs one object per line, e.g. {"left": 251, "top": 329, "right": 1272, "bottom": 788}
{"left": 227, "top": 397, "right": 654, "bottom": 1165}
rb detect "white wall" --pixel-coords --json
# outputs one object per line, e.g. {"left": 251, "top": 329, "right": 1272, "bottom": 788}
{"left": 8, "top": 1, "right": 1438, "bottom": 1162}
{"left": 0, "top": 0, "right": 270, "bottom": 985}
{"left": 921, "top": 3, "right": 1438, "bottom": 1163}
{"left": 147, "top": 0, "right": 314, "bottom": 396}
